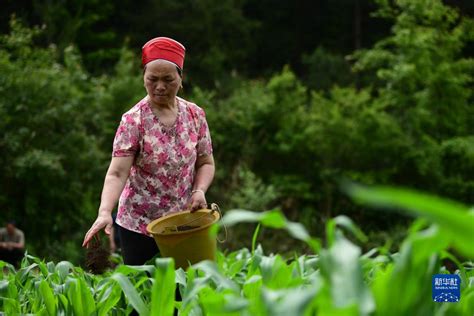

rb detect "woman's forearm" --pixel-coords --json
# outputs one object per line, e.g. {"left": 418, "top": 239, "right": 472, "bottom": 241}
{"left": 193, "top": 163, "right": 215, "bottom": 192}
{"left": 193, "top": 153, "right": 215, "bottom": 192}
{"left": 83, "top": 156, "right": 133, "bottom": 247}
{"left": 98, "top": 174, "right": 129, "bottom": 215}
{"left": 0, "top": 242, "right": 23, "bottom": 249}
{"left": 98, "top": 156, "right": 134, "bottom": 215}
{"left": 12, "top": 242, "right": 24, "bottom": 249}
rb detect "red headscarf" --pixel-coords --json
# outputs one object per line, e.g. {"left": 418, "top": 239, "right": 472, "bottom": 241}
{"left": 142, "top": 37, "right": 186, "bottom": 69}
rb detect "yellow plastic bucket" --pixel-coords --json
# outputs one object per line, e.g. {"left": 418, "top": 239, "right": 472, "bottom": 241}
{"left": 146, "top": 207, "right": 221, "bottom": 269}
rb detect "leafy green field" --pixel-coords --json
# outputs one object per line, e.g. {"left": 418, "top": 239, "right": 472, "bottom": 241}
{"left": 1, "top": 186, "right": 473, "bottom": 315}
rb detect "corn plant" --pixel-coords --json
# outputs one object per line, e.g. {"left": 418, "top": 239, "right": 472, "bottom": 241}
{"left": 1, "top": 185, "right": 472, "bottom": 315}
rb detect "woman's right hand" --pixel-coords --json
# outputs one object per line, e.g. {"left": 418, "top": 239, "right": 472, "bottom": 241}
{"left": 82, "top": 212, "right": 113, "bottom": 248}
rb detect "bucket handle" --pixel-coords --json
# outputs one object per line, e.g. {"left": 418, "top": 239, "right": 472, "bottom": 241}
{"left": 209, "top": 203, "right": 227, "bottom": 243}
{"left": 161, "top": 203, "right": 227, "bottom": 243}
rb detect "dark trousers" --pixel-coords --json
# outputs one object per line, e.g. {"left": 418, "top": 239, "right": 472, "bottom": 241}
{"left": 0, "top": 248, "right": 23, "bottom": 267}
{"left": 117, "top": 225, "right": 159, "bottom": 265}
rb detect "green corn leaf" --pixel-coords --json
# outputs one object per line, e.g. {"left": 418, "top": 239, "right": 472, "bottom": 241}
{"left": 66, "top": 278, "right": 96, "bottom": 316}
{"left": 243, "top": 275, "right": 265, "bottom": 315}
{"left": 66, "top": 279, "right": 80, "bottom": 315}
{"left": 35, "top": 259, "right": 49, "bottom": 277}
{"left": 258, "top": 255, "right": 288, "bottom": 287}
{"left": 182, "top": 275, "right": 212, "bottom": 308}
{"left": 219, "top": 294, "right": 249, "bottom": 313}
{"left": 319, "top": 235, "right": 375, "bottom": 316}
{"left": 80, "top": 277, "right": 97, "bottom": 307}
{"left": 285, "top": 221, "right": 312, "bottom": 243}
{"left": 111, "top": 272, "right": 149, "bottom": 316}
{"left": 221, "top": 209, "right": 288, "bottom": 229}
{"left": 372, "top": 225, "right": 449, "bottom": 316}
{"left": 96, "top": 282, "right": 121, "bottom": 316}
{"left": 192, "top": 260, "right": 239, "bottom": 292}
{"left": 219, "top": 209, "right": 264, "bottom": 225}
{"left": 456, "top": 287, "right": 474, "bottom": 316}
{"left": 32, "top": 281, "right": 44, "bottom": 312}
{"left": 150, "top": 258, "right": 176, "bottom": 316}
{"left": 219, "top": 209, "right": 314, "bottom": 245}
{"left": 57, "top": 294, "right": 69, "bottom": 314}
{"left": 7, "top": 280, "right": 18, "bottom": 301}
{"left": 326, "top": 215, "right": 368, "bottom": 247}
{"left": 261, "top": 286, "right": 320, "bottom": 316}
{"left": 46, "top": 261, "right": 55, "bottom": 274}
{"left": 1, "top": 297, "right": 21, "bottom": 315}
{"left": 175, "top": 268, "right": 187, "bottom": 287}
{"left": 134, "top": 275, "right": 153, "bottom": 290}
{"left": 251, "top": 224, "right": 261, "bottom": 255}
{"left": 261, "top": 211, "right": 287, "bottom": 228}
{"left": 226, "top": 259, "right": 246, "bottom": 279}
{"left": 2, "top": 279, "right": 20, "bottom": 313}
{"left": 198, "top": 287, "right": 248, "bottom": 315}
{"left": 0, "top": 280, "right": 9, "bottom": 295}
{"left": 114, "top": 264, "right": 156, "bottom": 276}
{"left": 55, "top": 261, "right": 74, "bottom": 282}
{"left": 17, "top": 263, "right": 39, "bottom": 284}
{"left": 39, "top": 280, "right": 58, "bottom": 316}
{"left": 37, "top": 306, "right": 48, "bottom": 316}
{"left": 39, "top": 279, "right": 57, "bottom": 316}
{"left": 345, "top": 184, "right": 474, "bottom": 257}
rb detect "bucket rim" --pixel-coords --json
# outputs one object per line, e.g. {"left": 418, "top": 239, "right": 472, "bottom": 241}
{"left": 146, "top": 209, "right": 220, "bottom": 236}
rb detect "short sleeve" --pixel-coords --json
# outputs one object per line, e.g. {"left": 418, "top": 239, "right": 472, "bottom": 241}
{"left": 17, "top": 230, "right": 24, "bottom": 245}
{"left": 112, "top": 112, "right": 141, "bottom": 157}
{"left": 196, "top": 108, "right": 213, "bottom": 156}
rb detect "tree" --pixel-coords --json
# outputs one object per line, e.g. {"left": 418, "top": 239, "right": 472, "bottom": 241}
{"left": 0, "top": 19, "right": 108, "bottom": 262}
{"left": 353, "top": 0, "right": 474, "bottom": 201}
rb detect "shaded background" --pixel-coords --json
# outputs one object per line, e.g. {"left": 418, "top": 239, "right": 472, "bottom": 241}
{"left": 0, "top": 0, "right": 473, "bottom": 264}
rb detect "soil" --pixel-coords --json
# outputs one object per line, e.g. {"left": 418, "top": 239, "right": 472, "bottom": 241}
{"left": 159, "top": 225, "right": 200, "bottom": 234}
{"left": 177, "top": 225, "right": 200, "bottom": 231}
{"left": 85, "top": 237, "right": 112, "bottom": 274}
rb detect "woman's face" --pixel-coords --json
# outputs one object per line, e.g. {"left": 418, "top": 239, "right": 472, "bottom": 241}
{"left": 143, "top": 59, "right": 182, "bottom": 107}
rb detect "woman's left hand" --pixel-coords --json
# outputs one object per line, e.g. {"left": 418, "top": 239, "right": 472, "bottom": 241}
{"left": 190, "top": 190, "right": 207, "bottom": 212}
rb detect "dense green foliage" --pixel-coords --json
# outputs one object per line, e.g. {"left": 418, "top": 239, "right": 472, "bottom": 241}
{"left": 0, "top": 0, "right": 389, "bottom": 82}
{"left": 0, "top": 20, "right": 106, "bottom": 262}
{"left": 2, "top": 0, "right": 473, "bottom": 84}
{"left": 1, "top": 186, "right": 473, "bottom": 315}
{"left": 0, "top": 0, "right": 472, "bottom": 263}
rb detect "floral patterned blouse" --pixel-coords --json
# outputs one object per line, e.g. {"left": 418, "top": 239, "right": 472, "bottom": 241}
{"left": 113, "top": 96, "right": 213, "bottom": 235}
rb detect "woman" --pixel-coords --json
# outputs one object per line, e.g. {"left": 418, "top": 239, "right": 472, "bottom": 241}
{"left": 82, "top": 37, "right": 215, "bottom": 265}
